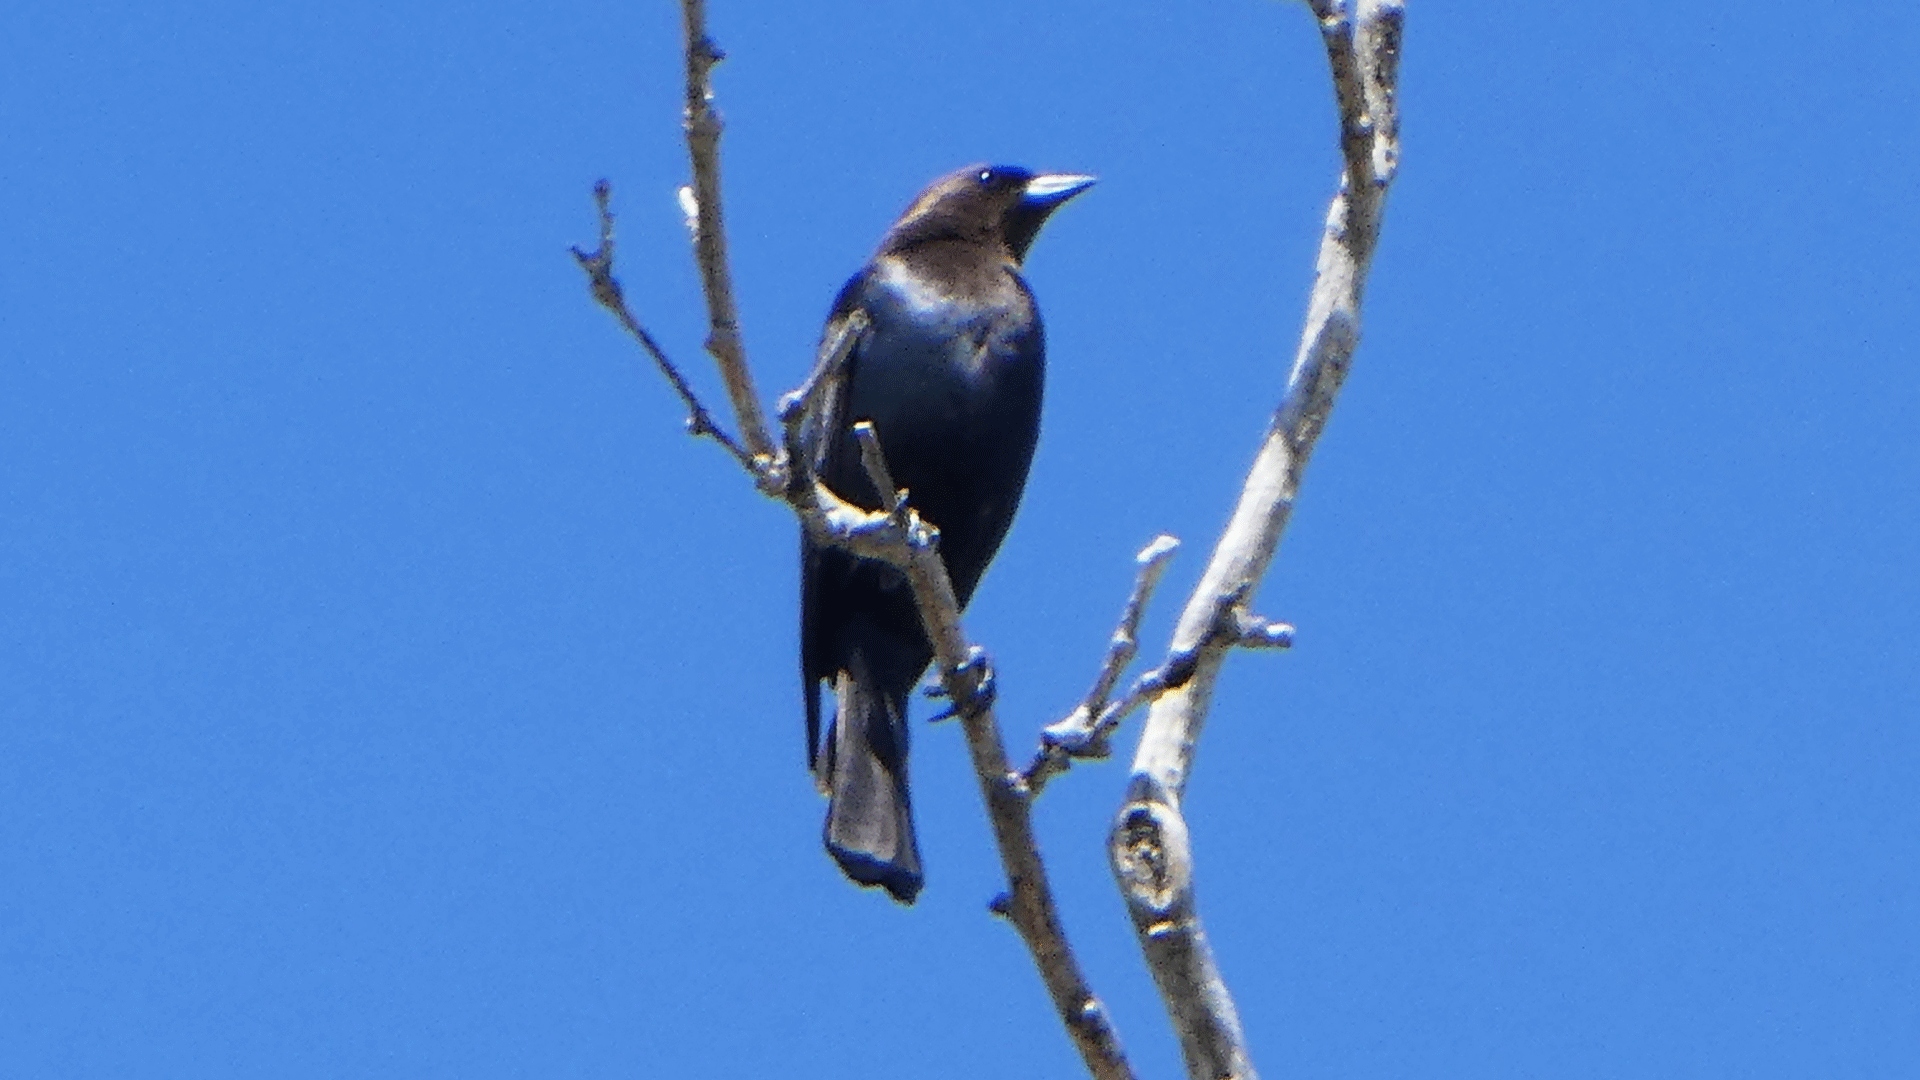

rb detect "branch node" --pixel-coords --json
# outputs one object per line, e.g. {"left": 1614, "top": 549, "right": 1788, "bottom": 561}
{"left": 1231, "top": 609, "right": 1296, "bottom": 649}
{"left": 1113, "top": 800, "right": 1190, "bottom": 914}
{"left": 1161, "top": 649, "right": 1200, "bottom": 690}
{"left": 1041, "top": 707, "right": 1112, "bottom": 759}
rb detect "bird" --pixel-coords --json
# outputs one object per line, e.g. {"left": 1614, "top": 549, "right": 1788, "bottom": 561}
{"left": 798, "top": 164, "right": 1094, "bottom": 903}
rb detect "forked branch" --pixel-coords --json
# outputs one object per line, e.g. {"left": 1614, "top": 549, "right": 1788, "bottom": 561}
{"left": 1109, "top": 3, "right": 1405, "bottom": 1078}
{"left": 573, "top": 2, "right": 1137, "bottom": 1077}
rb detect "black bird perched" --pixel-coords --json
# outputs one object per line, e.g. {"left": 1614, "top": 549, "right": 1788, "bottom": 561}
{"left": 799, "top": 164, "right": 1094, "bottom": 903}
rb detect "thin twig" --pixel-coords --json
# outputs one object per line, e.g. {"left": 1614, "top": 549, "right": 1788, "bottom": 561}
{"left": 1111, "top": 3, "right": 1405, "bottom": 1078}
{"left": 851, "top": 422, "right": 905, "bottom": 516}
{"left": 679, "top": 0, "right": 781, "bottom": 488}
{"left": 1022, "top": 535, "right": 1180, "bottom": 793}
{"left": 570, "top": 181, "right": 756, "bottom": 472}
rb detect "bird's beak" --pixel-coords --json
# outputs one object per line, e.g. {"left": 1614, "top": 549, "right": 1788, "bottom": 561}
{"left": 1021, "top": 173, "right": 1098, "bottom": 208}
{"left": 1005, "top": 172, "right": 1095, "bottom": 263}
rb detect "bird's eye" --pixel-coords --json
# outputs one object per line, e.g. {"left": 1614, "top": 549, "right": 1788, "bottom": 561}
{"left": 976, "top": 168, "right": 996, "bottom": 186}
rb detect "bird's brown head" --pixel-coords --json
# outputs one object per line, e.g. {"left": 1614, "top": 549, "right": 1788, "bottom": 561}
{"left": 878, "top": 165, "right": 1095, "bottom": 263}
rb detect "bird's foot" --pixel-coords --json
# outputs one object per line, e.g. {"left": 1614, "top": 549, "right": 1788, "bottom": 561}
{"left": 927, "top": 647, "right": 996, "bottom": 722}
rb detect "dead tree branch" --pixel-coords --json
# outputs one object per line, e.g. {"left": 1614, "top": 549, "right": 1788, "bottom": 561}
{"left": 677, "top": 0, "right": 779, "bottom": 486}
{"left": 1022, "top": 536, "right": 1180, "bottom": 794}
{"left": 577, "top": 1, "right": 1402, "bottom": 1076}
{"left": 572, "top": 2, "right": 1138, "bottom": 1076}
{"left": 1109, "top": 3, "right": 1405, "bottom": 1078}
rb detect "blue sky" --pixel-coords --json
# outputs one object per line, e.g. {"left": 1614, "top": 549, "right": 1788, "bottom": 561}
{"left": 4, "top": 1, "right": 1918, "bottom": 1076}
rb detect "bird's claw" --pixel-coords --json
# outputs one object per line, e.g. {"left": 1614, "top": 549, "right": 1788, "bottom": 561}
{"left": 928, "top": 647, "right": 996, "bottom": 722}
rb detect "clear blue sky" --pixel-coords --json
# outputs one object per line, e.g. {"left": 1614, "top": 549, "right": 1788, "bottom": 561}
{"left": 5, "top": 1, "right": 1917, "bottom": 1076}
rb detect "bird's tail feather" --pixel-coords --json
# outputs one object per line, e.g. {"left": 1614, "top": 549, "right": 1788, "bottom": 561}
{"left": 821, "top": 660, "right": 923, "bottom": 904}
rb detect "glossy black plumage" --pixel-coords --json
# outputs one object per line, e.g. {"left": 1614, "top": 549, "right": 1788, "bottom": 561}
{"left": 799, "top": 165, "right": 1093, "bottom": 903}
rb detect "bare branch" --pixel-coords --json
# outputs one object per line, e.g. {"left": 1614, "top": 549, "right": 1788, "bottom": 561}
{"left": 570, "top": 181, "right": 757, "bottom": 472}
{"left": 679, "top": 0, "right": 781, "bottom": 485}
{"left": 950, "top": 670, "right": 1136, "bottom": 1080}
{"left": 1113, "top": 799, "right": 1247, "bottom": 1080}
{"left": 851, "top": 422, "right": 906, "bottom": 518}
{"left": 1022, "top": 535, "right": 1180, "bottom": 792}
{"left": 1082, "top": 536, "right": 1182, "bottom": 715}
{"left": 1112, "top": 3, "right": 1405, "bottom": 1078}
{"left": 771, "top": 427, "right": 1136, "bottom": 1080}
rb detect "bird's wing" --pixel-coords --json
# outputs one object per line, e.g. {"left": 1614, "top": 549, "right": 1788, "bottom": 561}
{"left": 800, "top": 270, "right": 877, "bottom": 771}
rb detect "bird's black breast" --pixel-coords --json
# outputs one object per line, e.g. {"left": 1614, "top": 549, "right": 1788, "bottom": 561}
{"left": 827, "top": 253, "right": 1045, "bottom": 592}
{"left": 800, "top": 245, "right": 1048, "bottom": 728}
